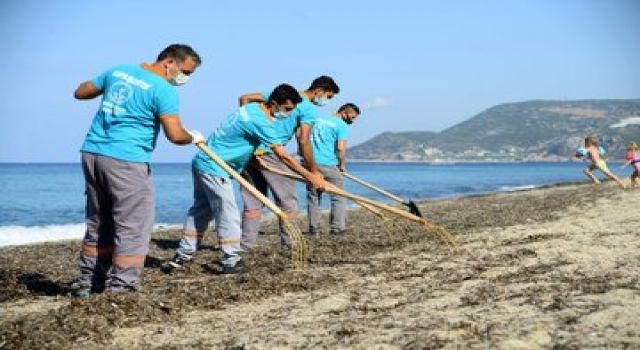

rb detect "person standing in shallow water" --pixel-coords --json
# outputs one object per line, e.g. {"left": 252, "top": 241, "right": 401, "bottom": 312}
{"left": 72, "top": 44, "right": 205, "bottom": 298}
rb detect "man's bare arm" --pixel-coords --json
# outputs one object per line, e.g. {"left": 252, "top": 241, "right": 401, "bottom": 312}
{"left": 271, "top": 145, "right": 325, "bottom": 191}
{"left": 159, "top": 115, "right": 197, "bottom": 145}
{"left": 297, "top": 124, "right": 318, "bottom": 173}
{"left": 74, "top": 81, "right": 102, "bottom": 100}
{"left": 238, "top": 92, "right": 264, "bottom": 106}
{"left": 336, "top": 139, "right": 347, "bottom": 172}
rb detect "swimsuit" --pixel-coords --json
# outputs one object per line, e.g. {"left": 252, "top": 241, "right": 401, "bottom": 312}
{"left": 589, "top": 160, "right": 609, "bottom": 173}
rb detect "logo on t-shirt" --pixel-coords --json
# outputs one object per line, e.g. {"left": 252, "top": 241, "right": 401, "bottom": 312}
{"left": 102, "top": 81, "right": 132, "bottom": 116}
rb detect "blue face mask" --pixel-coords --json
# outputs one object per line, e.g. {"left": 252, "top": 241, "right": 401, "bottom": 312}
{"left": 274, "top": 111, "right": 289, "bottom": 119}
{"left": 313, "top": 96, "right": 329, "bottom": 106}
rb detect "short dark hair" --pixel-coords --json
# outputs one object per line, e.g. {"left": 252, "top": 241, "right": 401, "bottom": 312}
{"left": 308, "top": 75, "right": 340, "bottom": 94}
{"left": 157, "top": 44, "right": 202, "bottom": 66}
{"left": 267, "top": 84, "right": 303, "bottom": 105}
{"left": 337, "top": 103, "right": 360, "bottom": 115}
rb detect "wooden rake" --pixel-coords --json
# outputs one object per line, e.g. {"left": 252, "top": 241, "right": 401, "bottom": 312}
{"left": 196, "top": 143, "right": 308, "bottom": 266}
{"left": 260, "top": 164, "right": 458, "bottom": 250}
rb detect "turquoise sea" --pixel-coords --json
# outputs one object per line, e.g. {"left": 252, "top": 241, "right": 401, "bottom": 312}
{"left": 0, "top": 161, "right": 630, "bottom": 246}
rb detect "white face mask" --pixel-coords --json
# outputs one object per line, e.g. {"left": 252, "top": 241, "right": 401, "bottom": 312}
{"left": 273, "top": 110, "right": 289, "bottom": 119}
{"left": 313, "top": 96, "right": 329, "bottom": 106}
{"left": 172, "top": 72, "right": 190, "bottom": 86}
{"left": 167, "top": 63, "right": 190, "bottom": 86}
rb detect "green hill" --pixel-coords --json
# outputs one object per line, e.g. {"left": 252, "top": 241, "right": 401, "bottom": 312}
{"left": 349, "top": 99, "right": 640, "bottom": 161}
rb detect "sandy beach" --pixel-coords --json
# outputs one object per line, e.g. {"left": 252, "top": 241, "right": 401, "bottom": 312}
{"left": 1, "top": 181, "right": 638, "bottom": 349}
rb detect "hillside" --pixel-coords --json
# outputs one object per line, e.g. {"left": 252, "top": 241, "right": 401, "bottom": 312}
{"left": 349, "top": 99, "right": 640, "bottom": 161}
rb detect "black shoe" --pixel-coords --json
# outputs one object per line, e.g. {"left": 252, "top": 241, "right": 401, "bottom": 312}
{"left": 69, "top": 286, "right": 93, "bottom": 300}
{"left": 68, "top": 282, "right": 104, "bottom": 299}
{"left": 161, "top": 255, "right": 189, "bottom": 274}
{"left": 222, "top": 260, "right": 247, "bottom": 275}
{"left": 330, "top": 229, "right": 350, "bottom": 235}
{"left": 303, "top": 229, "right": 320, "bottom": 236}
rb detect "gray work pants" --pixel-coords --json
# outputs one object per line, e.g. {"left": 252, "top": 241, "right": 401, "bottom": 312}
{"left": 307, "top": 164, "right": 346, "bottom": 233}
{"left": 77, "top": 152, "right": 154, "bottom": 291}
{"left": 240, "top": 154, "right": 298, "bottom": 249}
{"left": 175, "top": 167, "right": 242, "bottom": 267}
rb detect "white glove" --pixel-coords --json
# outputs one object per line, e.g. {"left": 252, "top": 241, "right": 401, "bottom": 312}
{"left": 188, "top": 129, "right": 205, "bottom": 144}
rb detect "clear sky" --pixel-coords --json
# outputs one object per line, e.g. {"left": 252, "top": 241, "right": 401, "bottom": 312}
{"left": 0, "top": 0, "right": 638, "bottom": 162}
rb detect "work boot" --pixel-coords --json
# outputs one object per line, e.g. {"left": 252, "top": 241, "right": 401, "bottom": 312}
{"left": 69, "top": 287, "right": 93, "bottom": 300}
{"left": 68, "top": 281, "right": 104, "bottom": 299}
{"left": 161, "top": 255, "right": 190, "bottom": 274}
{"left": 222, "top": 260, "right": 247, "bottom": 275}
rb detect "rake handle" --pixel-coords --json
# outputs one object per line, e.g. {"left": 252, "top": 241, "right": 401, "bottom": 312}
{"left": 196, "top": 143, "right": 287, "bottom": 220}
{"left": 342, "top": 172, "right": 407, "bottom": 204}
{"left": 326, "top": 186, "right": 424, "bottom": 224}
{"left": 256, "top": 164, "right": 388, "bottom": 219}
{"left": 262, "top": 164, "right": 424, "bottom": 224}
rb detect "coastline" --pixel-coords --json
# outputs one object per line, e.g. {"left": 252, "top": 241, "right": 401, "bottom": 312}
{"left": 0, "top": 158, "right": 626, "bottom": 165}
{"left": 0, "top": 179, "right": 591, "bottom": 248}
{"left": 346, "top": 158, "right": 625, "bottom": 164}
{"left": 1, "top": 181, "right": 638, "bottom": 348}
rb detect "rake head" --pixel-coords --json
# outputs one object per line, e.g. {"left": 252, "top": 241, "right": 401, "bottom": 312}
{"left": 281, "top": 219, "right": 308, "bottom": 267}
{"left": 405, "top": 200, "right": 424, "bottom": 217}
{"left": 420, "top": 220, "right": 460, "bottom": 252}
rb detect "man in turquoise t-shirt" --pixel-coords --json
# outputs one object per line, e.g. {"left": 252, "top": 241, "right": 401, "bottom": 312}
{"left": 162, "top": 84, "right": 328, "bottom": 274}
{"left": 307, "top": 103, "right": 361, "bottom": 234}
{"left": 72, "top": 44, "right": 205, "bottom": 299}
{"left": 237, "top": 76, "right": 340, "bottom": 249}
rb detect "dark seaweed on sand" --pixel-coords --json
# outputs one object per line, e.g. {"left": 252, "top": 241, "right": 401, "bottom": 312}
{"left": 0, "top": 183, "right": 628, "bottom": 349}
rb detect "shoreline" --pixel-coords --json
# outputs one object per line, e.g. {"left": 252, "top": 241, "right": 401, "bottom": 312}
{"left": 0, "top": 159, "right": 627, "bottom": 165}
{"left": 0, "top": 179, "right": 595, "bottom": 248}
{"left": 346, "top": 158, "right": 626, "bottom": 164}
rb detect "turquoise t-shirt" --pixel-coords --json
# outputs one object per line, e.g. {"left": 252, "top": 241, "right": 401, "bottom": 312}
{"left": 256, "top": 91, "right": 318, "bottom": 154}
{"left": 81, "top": 64, "right": 178, "bottom": 163}
{"left": 310, "top": 114, "right": 349, "bottom": 166}
{"left": 192, "top": 103, "right": 280, "bottom": 177}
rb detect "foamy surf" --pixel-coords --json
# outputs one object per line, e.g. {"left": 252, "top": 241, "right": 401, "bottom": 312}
{"left": 0, "top": 223, "right": 181, "bottom": 247}
{"left": 498, "top": 184, "right": 539, "bottom": 192}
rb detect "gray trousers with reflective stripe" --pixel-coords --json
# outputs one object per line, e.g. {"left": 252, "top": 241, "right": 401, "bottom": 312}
{"left": 307, "top": 164, "right": 347, "bottom": 232}
{"left": 175, "top": 167, "right": 242, "bottom": 267}
{"left": 77, "top": 152, "right": 154, "bottom": 290}
{"left": 240, "top": 153, "right": 299, "bottom": 249}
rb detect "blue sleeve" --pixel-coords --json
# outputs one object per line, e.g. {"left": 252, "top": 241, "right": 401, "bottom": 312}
{"left": 154, "top": 84, "right": 180, "bottom": 116}
{"left": 92, "top": 68, "right": 111, "bottom": 90}
{"left": 262, "top": 90, "right": 270, "bottom": 101}
{"left": 337, "top": 123, "right": 349, "bottom": 140}
{"left": 298, "top": 101, "right": 318, "bottom": 125}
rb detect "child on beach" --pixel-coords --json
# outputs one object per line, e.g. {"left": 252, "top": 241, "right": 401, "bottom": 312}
{"left": 576, "top": 136, "right": 626, "bottom": 188}
{"left": 622, "top": 141, "right": 640, "bottom": 187}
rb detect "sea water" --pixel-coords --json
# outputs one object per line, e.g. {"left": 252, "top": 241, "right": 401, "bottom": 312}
{"left": 0, "top": 162, "right": 629, "bottom": 246}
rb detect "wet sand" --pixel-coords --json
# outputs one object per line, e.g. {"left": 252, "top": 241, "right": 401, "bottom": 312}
{"left": 1, "top": 182, "right": 639, "bottom": 349}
